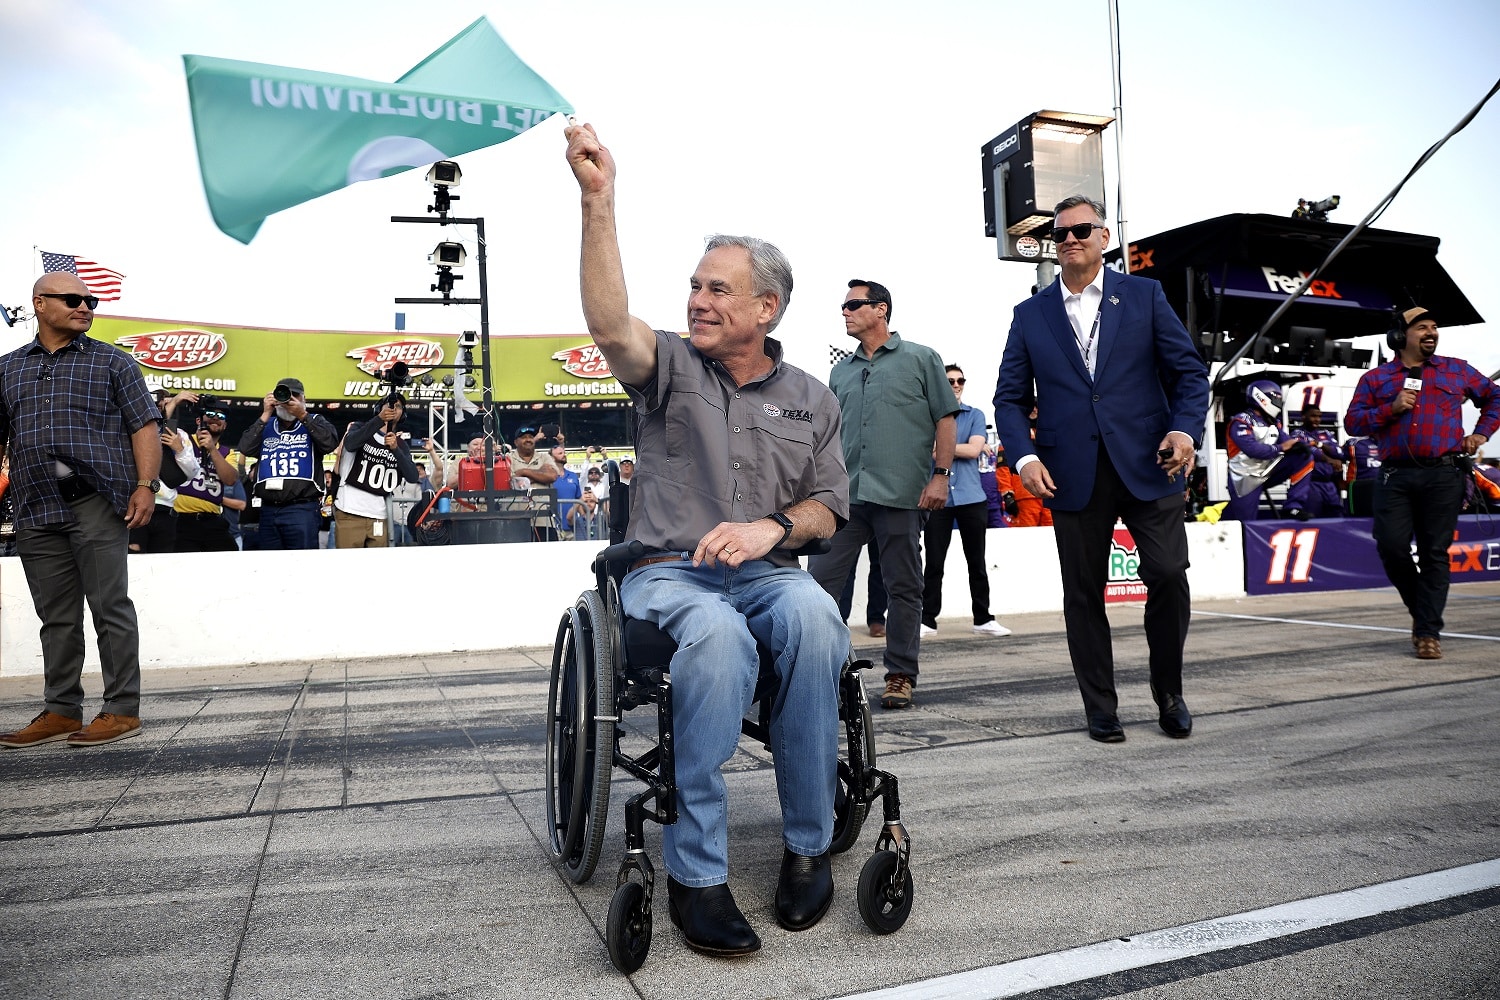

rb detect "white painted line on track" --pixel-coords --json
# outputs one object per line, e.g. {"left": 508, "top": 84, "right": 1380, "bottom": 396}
{"left": 838, "top": 858, "right": 1500, "bottom": 1000}
{"left": 1191, "top": 609, "right": 1500, "bottom": 642}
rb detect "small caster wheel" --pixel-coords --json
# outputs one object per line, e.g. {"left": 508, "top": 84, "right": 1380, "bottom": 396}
{"left": 857, "top": 850, "right": 913, "bottom": 934}
{"left": 607, "top": 881, "right": 653, "bottom": 973}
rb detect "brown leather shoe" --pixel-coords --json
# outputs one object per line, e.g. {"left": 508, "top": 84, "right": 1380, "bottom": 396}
{"left": 66, "top": 712, "right": 143, "bottom": 747}
{"left": 867, "top": 622, "right": 886, "bottom": 638}
{"left": 1415, "top": 636, "right": 1443, "bottom": 660}
{"left": 0, "top": 711, "right": 82, "bottom": 748}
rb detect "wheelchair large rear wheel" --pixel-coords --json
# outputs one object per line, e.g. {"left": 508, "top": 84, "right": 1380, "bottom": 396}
{"left": 544, "top": 590, "right": 615, "bottom": 884}
{"left": 830, "top": 675, "right": 876, "bottom": 855}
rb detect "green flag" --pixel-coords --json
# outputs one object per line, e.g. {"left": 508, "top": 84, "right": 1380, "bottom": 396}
{"left": 184, "top": 18, "right": 573, "bottom": 243}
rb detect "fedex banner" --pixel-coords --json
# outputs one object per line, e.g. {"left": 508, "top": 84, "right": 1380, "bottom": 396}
{"left": 1242, "top": 517, "right": 1500, "bottom": 595}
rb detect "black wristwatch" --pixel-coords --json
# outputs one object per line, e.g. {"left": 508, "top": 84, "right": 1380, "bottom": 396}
{"left": 135, "top": 479, "right": 161, "bottom": 494}
{"left": 932, "top": 467, "right": 952, "bottom": 477}
{"left": 766, "top": 511, "right": 795, "bottom": 548}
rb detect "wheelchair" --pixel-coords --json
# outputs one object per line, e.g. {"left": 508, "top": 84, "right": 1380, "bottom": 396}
{"left": 545, "top": 538, "right": 913, "bottom": 973}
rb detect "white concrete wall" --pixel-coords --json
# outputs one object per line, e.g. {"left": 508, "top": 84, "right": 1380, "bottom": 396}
{"left": 0, "top": 522, "right": 1245, "bottom": 676}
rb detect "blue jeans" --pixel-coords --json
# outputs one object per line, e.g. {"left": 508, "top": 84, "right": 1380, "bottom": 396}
{"left": 621, "top": 560, "right": 847, "bottom": 887}
{"left": 257, "top": 501, "right": 321, "bottom": 550}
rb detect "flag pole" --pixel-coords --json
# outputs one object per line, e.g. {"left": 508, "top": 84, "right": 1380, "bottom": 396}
{"left": 1108, "top": 0, "right": 1129, "bottom": 272}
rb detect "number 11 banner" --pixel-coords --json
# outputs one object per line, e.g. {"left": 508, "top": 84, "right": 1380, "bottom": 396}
{"left": 1242, "top": 517, "right": 1500, "bottom": 595}
{"left": 184, "top": 17, "right": 573, "bottom": 243}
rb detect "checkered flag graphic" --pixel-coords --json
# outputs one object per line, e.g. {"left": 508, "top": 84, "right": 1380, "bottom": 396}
{"left": 829, "top": 344, "right": 853, "bottom": 365}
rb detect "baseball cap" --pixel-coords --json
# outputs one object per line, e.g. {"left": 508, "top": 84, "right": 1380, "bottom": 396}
{"left": 620, "top": 458, "right": 634, "bottom": 466}
{"left": 275, "top": 377, "right": 305, "bottom": 395}
{"left": 1401, "top": 306, "right": 1435, "bottom": 330}
{"left": 514, "top": 425, "right": 538, "bottom": 438}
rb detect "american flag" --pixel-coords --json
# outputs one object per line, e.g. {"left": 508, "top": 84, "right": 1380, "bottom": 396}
{"left": 40, "top": 251, "right": 125, "bottom": 301}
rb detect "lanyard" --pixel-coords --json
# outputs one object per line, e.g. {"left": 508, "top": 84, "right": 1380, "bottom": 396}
{"left": 1075, "top": 302, "right": 1102, "bottom": 374}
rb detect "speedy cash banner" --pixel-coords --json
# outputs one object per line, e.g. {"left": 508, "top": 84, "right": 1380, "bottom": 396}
{"left": 1242, "top": 516, "right": 1500, "bottom": 595}
{"left": 88, "top": 317, "right": 631, "bottom": 403}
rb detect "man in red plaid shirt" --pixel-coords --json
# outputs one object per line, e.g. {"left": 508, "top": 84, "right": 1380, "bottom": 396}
{"left": 1344, "top": 306, "right": 1500, "bottom": 660}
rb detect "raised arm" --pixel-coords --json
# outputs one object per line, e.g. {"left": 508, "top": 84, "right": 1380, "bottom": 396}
{"left": 564, "top": 121, "right": 657, "bottom": 388}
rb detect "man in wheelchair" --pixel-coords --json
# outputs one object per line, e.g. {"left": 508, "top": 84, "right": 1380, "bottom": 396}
{"left": 566, "top": 121, "right": 851, "bottom": 956}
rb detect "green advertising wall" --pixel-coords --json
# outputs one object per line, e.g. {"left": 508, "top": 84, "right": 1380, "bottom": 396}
{"left": 89, "top": 316, "right": 631, "bottom": 405}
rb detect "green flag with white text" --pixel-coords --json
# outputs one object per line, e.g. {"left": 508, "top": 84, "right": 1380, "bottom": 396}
{"left": 184, "top": 18, "right": 573, "bottom": 244}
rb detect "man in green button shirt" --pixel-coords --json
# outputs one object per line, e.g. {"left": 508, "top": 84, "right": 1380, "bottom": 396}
{"left": 811, "top": 280, "right": 958, "bottom": 709}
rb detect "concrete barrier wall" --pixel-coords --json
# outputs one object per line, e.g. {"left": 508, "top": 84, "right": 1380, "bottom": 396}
{"left": 0, "top": 521, "right": 1245, "bottom": 676}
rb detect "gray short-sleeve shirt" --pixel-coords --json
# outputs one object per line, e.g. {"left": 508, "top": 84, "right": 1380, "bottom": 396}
{"left": 621, "top": 331, "right": 849, "bottom": 567}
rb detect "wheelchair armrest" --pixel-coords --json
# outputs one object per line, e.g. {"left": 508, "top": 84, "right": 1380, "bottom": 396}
{"left": 591, "top": 539, "right": 646, "bottom": 575}
{"left": 789, "top": 537, "right": 831, "bottom": 557}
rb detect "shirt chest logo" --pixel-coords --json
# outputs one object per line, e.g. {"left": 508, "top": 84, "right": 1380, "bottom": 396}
{"left": 763, "top": 403, "right": 813, "bottom": 423}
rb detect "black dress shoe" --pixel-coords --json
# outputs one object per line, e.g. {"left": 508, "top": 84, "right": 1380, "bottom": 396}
{"left": 775, "top": 849, "right": 833, "bottom": 931}
{"left": 1156, "top": 692, "right": 1192, "bottom": 738}
{"left": 666, "top": 876, "right": 761, "bottom": 957}
{"left": 1087, "top": 714, "right": 1125, "bottom": 743}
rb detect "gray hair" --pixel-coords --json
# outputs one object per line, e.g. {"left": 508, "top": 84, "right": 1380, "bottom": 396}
{"left": 1053, "top": 195, "right": 1107, "bottom": 223}
{"left": 703, "top": 234, "right": 793, "bottom": 332}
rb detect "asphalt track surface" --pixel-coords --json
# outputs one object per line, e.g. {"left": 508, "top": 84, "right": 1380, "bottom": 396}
{"left": 2, "top": 583, "right": 1497, "bottom": 999}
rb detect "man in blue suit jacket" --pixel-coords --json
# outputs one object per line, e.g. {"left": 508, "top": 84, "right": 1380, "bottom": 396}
{"left": 993, "top": 196, "right": 1209, "bottom": 743}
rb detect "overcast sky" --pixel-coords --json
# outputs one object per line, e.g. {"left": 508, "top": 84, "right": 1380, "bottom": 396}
{"left": 3, "top": 0, "right": 1497, "bottom": 411}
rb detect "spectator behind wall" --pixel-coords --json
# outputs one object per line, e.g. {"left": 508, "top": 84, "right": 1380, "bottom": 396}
{"left": 333, "top": 397, "right": 420, "bottom": 548}
{"left": 236, "top": 377, "right": 339, "bottom": 550}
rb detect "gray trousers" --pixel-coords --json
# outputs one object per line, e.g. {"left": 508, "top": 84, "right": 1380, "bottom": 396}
{"left": 16, "top": 492, "right": 142, "bottom": 720}
{"left": 810, "top": 502, "right": 925, "bottom": 682}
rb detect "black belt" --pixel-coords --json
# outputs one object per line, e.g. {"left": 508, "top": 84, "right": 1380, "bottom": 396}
{"left": 179, "top": 510, "right": 225, "bottom": 520}
{"left": 1382, "top": 454, "right": 1461, "bottom": 469}
{"left": 629, "top": 553, "right": 689, "bottom": 573}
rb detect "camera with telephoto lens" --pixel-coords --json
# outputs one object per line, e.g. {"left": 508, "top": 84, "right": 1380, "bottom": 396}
{"left": 380, "top": 361, "right": 411, "bottom": 409}
{"left": 273, "top": 384, "right": 293, "bottom": 404}
{"left": 192, "top": 394, "right": 222, "bottom": 428}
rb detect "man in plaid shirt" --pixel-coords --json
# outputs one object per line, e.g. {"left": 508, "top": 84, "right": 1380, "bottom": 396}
{"left": 1344, "top": 306, "right": 1500, "bottom": 660}
{"left": 0, "top": 272, "right": 161, "bottom": 748}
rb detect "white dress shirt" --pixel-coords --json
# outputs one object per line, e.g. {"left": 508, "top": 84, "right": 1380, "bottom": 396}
{"left": 1062, "top": 266, "right": 1106, "bottom": 376}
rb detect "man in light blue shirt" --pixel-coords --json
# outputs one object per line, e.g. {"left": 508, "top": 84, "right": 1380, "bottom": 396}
{"left": 921, "top": 365, "right": 1010, "bottom": 638}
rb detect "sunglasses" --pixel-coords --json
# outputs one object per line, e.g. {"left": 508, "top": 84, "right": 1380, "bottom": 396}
{"left": 842, "top": 298, "right": 882, "bottom": 312}
{"left": 948, "top": 378, "right": 966, "bottom": 386}
{"left": 39, "top": 292, "right": 100, "bottom": 310}
{"left": 1050, "top": 222, "right": 1104, "bottom": 244}
{"left": 203, "top": 411, "right": 228, "bottom": 421}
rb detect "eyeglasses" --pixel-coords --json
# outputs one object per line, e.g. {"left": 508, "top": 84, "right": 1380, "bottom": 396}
{"left": 842, "top": 298, "right": 881, "bottom": 312}
{"left": 1050, "top": 222, "right": 1104, "bottom": 244}
{"left": 203, "top": 411, "right": 228, "bottom": 421}
{"left": 39, "top": 293, "right": 100, "bottom": 310}
{"left": 948, "top": 378, "right": 966, "bottom": 386}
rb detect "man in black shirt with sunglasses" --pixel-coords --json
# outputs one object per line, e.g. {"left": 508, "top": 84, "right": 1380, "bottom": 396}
{"left": 0, "top": 272, "right": 160, "bottom": 749}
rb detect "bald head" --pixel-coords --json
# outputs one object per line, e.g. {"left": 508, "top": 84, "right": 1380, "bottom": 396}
{"left": 32, "top": 271, "right": 95, "bottom": 342}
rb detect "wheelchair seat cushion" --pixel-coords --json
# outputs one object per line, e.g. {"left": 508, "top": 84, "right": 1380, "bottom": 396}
{"left": 622, "top": 616, "right": 679, "bottom": 671}
{"left": 621, "top": 616, "right": 778, "bottom": 695}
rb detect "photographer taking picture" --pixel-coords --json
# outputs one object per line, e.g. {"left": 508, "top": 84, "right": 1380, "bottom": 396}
{"left": 173, "top": 394, "right": 240, "bottom": 552}
{"left": 237, "top": 377, "right": 338, "bottom": 550}
{"left": 333, "top": 394, "right": 419, "bottom": 548}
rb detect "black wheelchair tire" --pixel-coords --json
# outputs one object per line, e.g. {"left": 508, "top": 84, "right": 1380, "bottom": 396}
{"left": 857, "top": 849, "right": 913, "bottom": 934}
{"left": 544, "top": 591, "right": 615, "bottom": 884}
{"left": 830, "top": 676, "right": 876, "bottom": 855}
{"left": 606, "top": 880, "right": 653, "bottom": 974}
